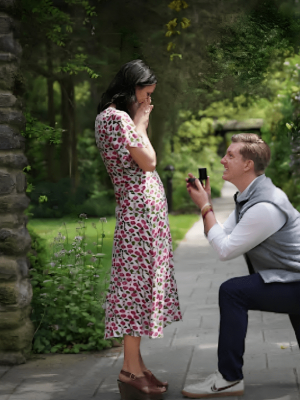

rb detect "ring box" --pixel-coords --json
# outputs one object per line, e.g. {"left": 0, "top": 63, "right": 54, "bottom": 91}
{"left": 187, "top": 168, "right": 207, "bottom": 186}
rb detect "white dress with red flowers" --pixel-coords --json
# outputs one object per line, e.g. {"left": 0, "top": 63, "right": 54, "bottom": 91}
{"left": 95, "top": 107, "right": 182, "bottom": 339}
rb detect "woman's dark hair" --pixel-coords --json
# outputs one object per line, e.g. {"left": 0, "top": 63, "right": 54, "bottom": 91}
{"left": 97, "top": 59, "right": 157, "bottom": 114}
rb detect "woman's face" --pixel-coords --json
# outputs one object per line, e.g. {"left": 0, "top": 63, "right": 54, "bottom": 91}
{"left": 135, "top": 84, "right": 156, "bottom": 104}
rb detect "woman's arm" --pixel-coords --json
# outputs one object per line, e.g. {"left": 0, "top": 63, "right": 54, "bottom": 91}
{"left": 127, "top": 137, "right": 157, "bottom": 172}
{"left": 127, "top": 98, "right": 156, "bottom": 172}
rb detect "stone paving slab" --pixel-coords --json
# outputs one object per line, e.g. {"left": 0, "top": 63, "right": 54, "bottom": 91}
{"left": 1, "top": 181, "right": 300, "bottom": 400}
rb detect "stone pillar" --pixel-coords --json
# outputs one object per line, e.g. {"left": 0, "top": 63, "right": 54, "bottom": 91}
{"left": 0, "top": 0, "right": 34, "bottom": 365}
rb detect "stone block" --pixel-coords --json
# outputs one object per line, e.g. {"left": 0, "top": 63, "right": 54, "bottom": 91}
{"left": 0, "top": 33, "right": 21, "bottom": 57}
{"left": 0, "top": 15, "right": 11, "bottom": 35}
{"left": 0, "top": 351, "right": 26, "bottom": 365}
{"left": 0, "top": 304, "right": 31, "bottom": 329}
{"left": 0, "top": 62, "right": 18, "bottom": 89}
{"left": 0, "top": 193, "right": 30, "bottom": 213}
{"left": 0, "top": 125, "right": 25, "bottom": 150}
{"left": 17, "top": 257, "right": 29, "bottom": 279}
{"left": 0, "top": 212, "right": 26, "bottom": 229}
{"left": 16, "top": 171, "right": 25, "bottom": 192}
{"left": 0, "top": 226, "right": 31, "bottom": 256}
{"left": 0, "top": 278, "right": 32, "bottom": 306}
{"left": 0, "top": 152, "right": 28, "bottom": 169}
{"left": 0, "top": 319, "right": 34, "bottom": 353}
{"left": 0, "top": 91, "right": 16, "bottom": 106}
{"left": 0, "top": 171, "right": 14, "bottom": 194}
{"left": 0, "top": 256, "right": 18, "bottom": 281}
{"left": 0, "top": 52, "right": 16, "bottom": 62}
{"left": 0, "top": 280, "right": 17, "bottom": 304}
{"left": 0, "top": 1, "right": 17, "bottom": 12}
{"left": 0, "top": 109, "right": 25, "bottom": 129}
{"left": 18, "top": 278, "right": 32, "bottom": 307}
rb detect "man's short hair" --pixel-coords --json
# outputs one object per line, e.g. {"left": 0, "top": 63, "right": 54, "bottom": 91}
{"left": 231, "top": 133, "right": 271, "bottom": 174}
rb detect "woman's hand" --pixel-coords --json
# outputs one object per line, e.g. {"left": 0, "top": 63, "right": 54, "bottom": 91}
{"left": 133, "top": 97, "right": 153, "bottom": 132}
{"left": 186, "top": 173, "right": 211, "bottom": 209}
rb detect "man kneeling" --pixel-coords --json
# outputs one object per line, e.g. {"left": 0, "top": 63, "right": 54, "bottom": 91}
{"left": 182, "top": 133, "right": 300, "bottom": 398}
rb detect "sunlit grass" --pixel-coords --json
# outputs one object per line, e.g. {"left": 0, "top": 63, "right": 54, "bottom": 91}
{"left": 28, "top": 213, "right": 199, "bottom": 274}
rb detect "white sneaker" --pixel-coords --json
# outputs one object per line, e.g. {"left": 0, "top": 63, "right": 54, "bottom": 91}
{"left": 182, "top": 370, "right": 244, "bottom": 398}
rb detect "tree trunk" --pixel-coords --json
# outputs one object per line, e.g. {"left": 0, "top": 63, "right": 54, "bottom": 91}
{"left": 0, "top": 0, "right": 34, "bottom": 365}
{"left": 60, "top": 74, "right": 78, "bottom": 188}
{"left": 149, "top": 93, "right": 167, "bottom": 165}
{"left": 45, "top": 41, "right": 56, "bottom": 182}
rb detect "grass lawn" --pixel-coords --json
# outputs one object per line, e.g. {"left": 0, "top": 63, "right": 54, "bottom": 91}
{"left": 28, "top": 213, "right": 200, "bottom": 273}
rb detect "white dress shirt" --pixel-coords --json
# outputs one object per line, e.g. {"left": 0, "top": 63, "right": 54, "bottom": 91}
{"left": 207, "top": 178, "right": 287, "bottom": 261}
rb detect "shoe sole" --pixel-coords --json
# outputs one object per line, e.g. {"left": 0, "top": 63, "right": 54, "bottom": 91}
{"left": 118, "top": 380, "right": 165, "bottom": 400}
{"left": 181, "top": 389, "right": 244, "bottom": 398}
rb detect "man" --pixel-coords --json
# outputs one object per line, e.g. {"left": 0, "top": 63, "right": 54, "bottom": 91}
{"left": 182, "top": 133, "right": 300, "bottom": 399}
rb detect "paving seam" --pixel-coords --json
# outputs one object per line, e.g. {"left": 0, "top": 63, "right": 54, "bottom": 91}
{"left": 92, "top": 377, "right": 106, "bottom": 398}
{"left": 293, "top": 368, "right": 300, "bottom": 399}
{"left": 181, "top": 346, "right": 195, "bottom": 388}
{"left": 0, "top": 367, "right": 12, "bottom": 380}
{"left": 5, "top": 379, "right": 25, "bottom": 400}
{"left": 169, "top": 328, "right": 177, "bottom": 347}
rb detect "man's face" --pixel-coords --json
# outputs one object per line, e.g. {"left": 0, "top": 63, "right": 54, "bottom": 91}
{"left": 220, "top": 142, "right": 248, "bottom": 184}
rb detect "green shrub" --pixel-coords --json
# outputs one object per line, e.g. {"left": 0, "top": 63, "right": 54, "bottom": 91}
{"left": 28, "top": 216, "right": 113, "bottom": 353}
{"left": 160, "top": 116, "right": 223, "bottom": 213}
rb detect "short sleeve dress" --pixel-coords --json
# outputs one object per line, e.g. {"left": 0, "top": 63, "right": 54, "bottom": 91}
{"left": 95, "top": 107, "right": 182, "bottom": 339}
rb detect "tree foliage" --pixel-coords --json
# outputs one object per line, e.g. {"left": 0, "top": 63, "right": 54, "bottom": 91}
{"left": 20, "top": 0, "right": 300, "bottom": 217}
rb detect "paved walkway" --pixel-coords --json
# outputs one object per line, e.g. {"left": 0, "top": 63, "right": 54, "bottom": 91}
{"left": 1, "top": 182, "right": 300, "bottom": 400}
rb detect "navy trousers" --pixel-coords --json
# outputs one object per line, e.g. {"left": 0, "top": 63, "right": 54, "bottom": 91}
{"left": 218, "top": 273, "right": 300, "bottom": 381}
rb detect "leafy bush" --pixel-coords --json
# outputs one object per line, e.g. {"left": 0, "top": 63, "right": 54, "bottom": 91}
{"left": 29, "top": 178, "right": 90, "bottom": 218}
{"left": 28, "top": 216, "right": 114, "bottom": 353}
{"left": 160, "top": 115, "right": 224, "bottom": 212}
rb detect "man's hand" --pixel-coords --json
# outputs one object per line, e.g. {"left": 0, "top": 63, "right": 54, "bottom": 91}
{"left": 186, "top": 173, "right": 211, "bottom": 209}
{"left": 186, "top": 173, "right": 217, "bottom": 235}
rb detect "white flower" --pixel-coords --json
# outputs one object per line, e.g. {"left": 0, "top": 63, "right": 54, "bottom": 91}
{"left": 99, "top": 217, "right": 107, "bottom": 223}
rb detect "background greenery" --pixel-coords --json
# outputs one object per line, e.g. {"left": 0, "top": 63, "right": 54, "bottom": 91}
{"left": 20, "top": 0, "right": 300, "bottom": 352}
{"left": 27, "top": 214, "right": 199, "bottom": 353}
{"left": 20, "top": 0, "right": 300, "bottom": 217}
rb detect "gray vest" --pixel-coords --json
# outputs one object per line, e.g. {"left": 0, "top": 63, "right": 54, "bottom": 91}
{"left": 235, "top": 175, "right": 300, "bottom": 283}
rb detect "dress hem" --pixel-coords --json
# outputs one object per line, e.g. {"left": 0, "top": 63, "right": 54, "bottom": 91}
{"left": 104, "top": 318, "right": 182, "bottom": 340}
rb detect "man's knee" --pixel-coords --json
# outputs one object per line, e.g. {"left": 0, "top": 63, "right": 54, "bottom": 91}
{"left": 219, "top": 277, "right": 243, "bottom": 304}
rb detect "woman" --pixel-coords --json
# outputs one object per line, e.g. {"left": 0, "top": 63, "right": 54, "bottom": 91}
{"left": 95, "top": 60, "right": 182, "bottom": 400}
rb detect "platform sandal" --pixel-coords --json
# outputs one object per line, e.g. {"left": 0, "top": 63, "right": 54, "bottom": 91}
{"left": 117, "top": 370, "right": 166, "bottom": 400}
{"left": 143, "top": 369, "right": 168, "bottom": 392}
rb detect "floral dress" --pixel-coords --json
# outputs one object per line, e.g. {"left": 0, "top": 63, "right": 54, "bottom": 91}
{"left": 95, "top": 107, "right": 182, "bottom": 339}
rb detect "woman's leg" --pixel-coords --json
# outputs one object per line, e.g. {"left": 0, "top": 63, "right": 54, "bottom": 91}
{"left": 120, "top": 336, "right": 166, "bottom": 393}
{"left": 121, "top": 335, "right": 144, "bottom": 376}
{"left": 139, "top": 350, "right": 147, "bottom": 371}
{"left": 139, "top": 345, "right": 168, "bottom": 389}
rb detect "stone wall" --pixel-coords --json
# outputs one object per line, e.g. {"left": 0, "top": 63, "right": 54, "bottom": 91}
{"left": 0, "top": 0, "right": 34, "bottom": 365}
